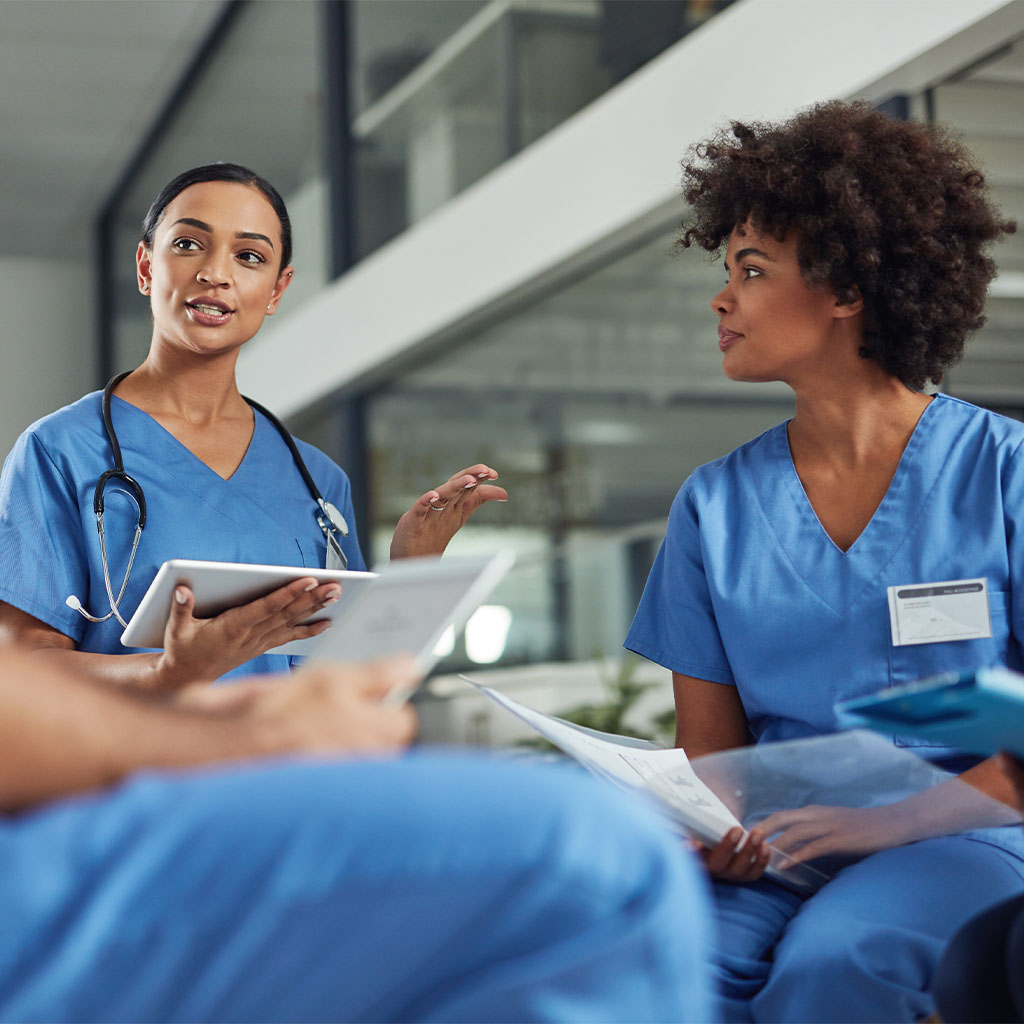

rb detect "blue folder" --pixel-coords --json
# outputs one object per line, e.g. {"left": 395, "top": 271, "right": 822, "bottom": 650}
{"left": 837, "top": 667, "right": 1024, "bottom": 760}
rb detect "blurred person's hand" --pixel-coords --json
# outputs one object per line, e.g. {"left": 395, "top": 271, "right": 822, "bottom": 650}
{"left": 178, "top": 656, "right": 419, "bottom": 755}
{"left": 752, "top": 804, "right": 910, "bottom": 866}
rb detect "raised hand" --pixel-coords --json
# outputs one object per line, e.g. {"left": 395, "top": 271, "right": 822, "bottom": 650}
{"left": 391, "top": 464, "right": 508, "bottom": 560}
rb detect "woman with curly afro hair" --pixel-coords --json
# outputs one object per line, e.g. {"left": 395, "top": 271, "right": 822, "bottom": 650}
{"left": 625, "top": 99, "right": 1024, "bottom": 1022}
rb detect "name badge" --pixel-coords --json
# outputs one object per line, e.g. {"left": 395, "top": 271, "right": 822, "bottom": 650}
{"left": 887, "top": 577, "right": 992, "bottom": 647}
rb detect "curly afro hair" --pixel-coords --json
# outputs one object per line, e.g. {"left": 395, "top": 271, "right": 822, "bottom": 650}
{"left": 680, "top": 100, "right": 1016, "bottom": 389}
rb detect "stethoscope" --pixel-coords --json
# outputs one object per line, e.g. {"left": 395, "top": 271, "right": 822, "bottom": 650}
{"left": 66, "top": 370, "right": 351, "bottom": 628}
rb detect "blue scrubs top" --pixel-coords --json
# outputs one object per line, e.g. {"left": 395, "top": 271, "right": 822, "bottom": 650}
{"left": 626, "top": 394, "right": 1024, "bottom": 758}
{"left": 0, "top": 391, "right": 365, "bottom": 679}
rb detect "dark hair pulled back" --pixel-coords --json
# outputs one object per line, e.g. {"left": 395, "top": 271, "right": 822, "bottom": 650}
{"left": 140, "top": 162, "right": 292, "bottom": 270}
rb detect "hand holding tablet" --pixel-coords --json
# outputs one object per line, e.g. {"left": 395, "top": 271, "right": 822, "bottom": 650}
{"left": 120, "top": 560, "right": 378, "bottom": 655}
{"left": 120, "top": 553, "right": 516, "bottom": 697}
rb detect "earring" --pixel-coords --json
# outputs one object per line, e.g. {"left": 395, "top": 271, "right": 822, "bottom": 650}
{"left": 266, "top": 304, "right": 273, "bottom": 313}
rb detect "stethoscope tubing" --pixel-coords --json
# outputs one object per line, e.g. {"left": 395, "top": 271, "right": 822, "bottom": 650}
{"left": 72, "top": 371, "right": 349, "bottom": 628}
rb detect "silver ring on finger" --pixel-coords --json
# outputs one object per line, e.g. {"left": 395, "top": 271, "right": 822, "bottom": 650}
{"left": 429, "top": 502, "right": 449, "bottom": 512}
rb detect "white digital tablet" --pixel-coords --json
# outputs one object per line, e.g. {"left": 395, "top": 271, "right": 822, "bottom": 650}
{"left": 119, "top": 559, "right": 378, "bottom": 654}
{"left": 307, "top": 550, "right": 515, "bottom": 689}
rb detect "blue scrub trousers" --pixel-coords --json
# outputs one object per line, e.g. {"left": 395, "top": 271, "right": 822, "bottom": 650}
{"left": 0, "top": 753, "right": 713, "bottom": 1023}
{"left": 711, "top": 835, "right": 1024, "bottom": 1022}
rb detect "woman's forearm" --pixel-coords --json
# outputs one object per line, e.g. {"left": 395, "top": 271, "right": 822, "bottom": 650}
{"left": 0, "top": 651, "right": 418, "bottom": 814}
{"left": 0, "top": 580, "right": 341, "bottom": 695}
{"left": 0, "top": 651, "right": 274, "bottom": 811}
{"left": 35, "top": 646, "right": 175, "bottom": 692}
{"left": 959, "top": 755, "right": 1019, "bottom": 807}
{"left": 0, "top": 602, "right": 179, "bottom": 694}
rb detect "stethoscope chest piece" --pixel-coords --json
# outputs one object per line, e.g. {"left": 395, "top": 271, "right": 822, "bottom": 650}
{"left": 317, "top": 498, "right": 349, "bottom": 571}
{"left": 319, "top": 498, "right": 349, "bottom": 537}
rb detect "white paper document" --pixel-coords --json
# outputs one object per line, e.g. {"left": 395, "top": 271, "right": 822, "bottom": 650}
{"left": 465, "top": 678, "right": 830, "bottom": 892}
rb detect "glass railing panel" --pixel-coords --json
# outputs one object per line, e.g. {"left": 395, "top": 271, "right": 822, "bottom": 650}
{"left": 351, "top": 0, "right": 734, "bottom": 259}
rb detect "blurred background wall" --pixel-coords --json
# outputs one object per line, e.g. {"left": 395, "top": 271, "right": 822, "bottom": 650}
{"left": 2, "top": 0, "right": 1022, "bottom": 740}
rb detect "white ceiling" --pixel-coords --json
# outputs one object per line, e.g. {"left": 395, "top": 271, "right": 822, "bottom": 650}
{"left": 0, "top": 0, "right": 225, "bottom": 259}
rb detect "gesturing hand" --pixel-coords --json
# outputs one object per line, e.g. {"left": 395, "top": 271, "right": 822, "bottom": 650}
{"left": 391, "top": 464, "right": 508, "bottom": 560}
{"left": 156, "top": 577, "right": 342, "bottom": 691}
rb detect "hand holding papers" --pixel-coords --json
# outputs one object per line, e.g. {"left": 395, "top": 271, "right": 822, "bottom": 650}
{"left": 468, "top": 679, "right": 1022, "bottom": 892}
{"left": 465, "top": 679, "right": 828, "bottom": 891}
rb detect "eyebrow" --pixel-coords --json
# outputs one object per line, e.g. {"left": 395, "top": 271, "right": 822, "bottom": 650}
{"left": 170, "top": 217, "right": 275, "bottom": 249}
{"left": 724, "top": 246, "right": 775, "bottom": 270}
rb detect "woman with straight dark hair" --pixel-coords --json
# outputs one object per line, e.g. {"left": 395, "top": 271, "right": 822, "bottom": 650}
{"left": 0, "top": 163, "right": 506, "bottom": 691}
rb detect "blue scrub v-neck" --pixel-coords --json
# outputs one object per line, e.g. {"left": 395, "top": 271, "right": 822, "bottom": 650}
{"left": 759, "top": 397, "right": 943, "bottom": 617}
{"left": 626, "top": 393, "right": 1024, "bottom": 746}
{"left": 108, "top": 396, "right": 259, "bottom": 485}
{"left": 0, "top": 390, "right": 364, "bottom": 679}
{"left": 110, "top": 395, "right": 266, "bottom": 499}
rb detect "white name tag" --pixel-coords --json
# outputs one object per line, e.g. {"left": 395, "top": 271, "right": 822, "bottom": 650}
{"left": 887, "top": 577, "right": 992, "bottom": 647}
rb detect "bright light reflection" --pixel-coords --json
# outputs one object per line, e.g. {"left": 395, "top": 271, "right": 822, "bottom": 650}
{"left": 465, "top": 605, "right": 512, "bottom": 664}
{"left": 432, "top": 625, "right": 456, "bottom": 657}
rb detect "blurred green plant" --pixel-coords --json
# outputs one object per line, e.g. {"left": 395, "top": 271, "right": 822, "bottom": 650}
{"left": 519, "top": 655, "right": 675, "bottom": 750}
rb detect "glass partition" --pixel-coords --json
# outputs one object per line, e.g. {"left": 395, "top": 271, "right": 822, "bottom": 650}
{"left": 355, "top": 227, "right": 793, "bottom": 674}
{"left": 931, "top": 34, "right": 1024, "bottom": 410}
{"left": 350, "top": 0, "right": 734, "bottom": 259}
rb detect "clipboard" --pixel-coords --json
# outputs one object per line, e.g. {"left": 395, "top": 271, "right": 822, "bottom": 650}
{"left": 119, "top": 559, "right": 377, "bottom": 654}
{"left": 836, "top": 667, "right": 1024, "bottom": 759}
{"left": 307, "top": 550, "right": 515, "bottom": 682}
